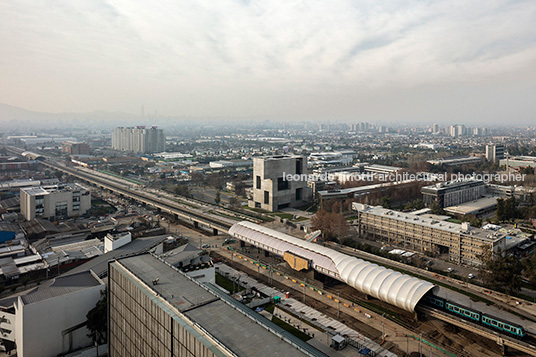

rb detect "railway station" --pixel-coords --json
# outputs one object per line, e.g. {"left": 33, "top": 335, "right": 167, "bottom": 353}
{"left": 229, "top": 221, "right": 438, "bottom": 312}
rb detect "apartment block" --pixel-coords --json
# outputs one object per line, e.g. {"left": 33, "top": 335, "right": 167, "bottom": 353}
{"left": 20, "top": 183, "right": 91, "bottom": 221}
{"left": 249, "top": 155, "right": 312, "bottom": 212}
{"left": 112, "top": 126, "right": 165, "bottom": 153}
{"left": 353, "top": 203, "right": 506, "bottom": 266}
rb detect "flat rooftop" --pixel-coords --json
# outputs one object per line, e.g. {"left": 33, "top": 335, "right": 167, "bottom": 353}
{"left": 353, "top": 203, "right": 504, "bottom": 242}
{"left": 444, "top": 196, "right": 499, "bottom": 215}
{"left": 21, "top": 271, "right": 103, "bottom": 305}
{"left": 21, "top": 183, "right": 88, "bottom": 196}
{"left": 422, "top": 179, "right": 485, "bottom": 193}
{"left": 115, "top": 254, "right": 326, "bottom": 357}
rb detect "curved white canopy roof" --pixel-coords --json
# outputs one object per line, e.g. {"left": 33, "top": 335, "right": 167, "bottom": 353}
{"left": 229, "top": 221, "right": 437, "bottom": 312}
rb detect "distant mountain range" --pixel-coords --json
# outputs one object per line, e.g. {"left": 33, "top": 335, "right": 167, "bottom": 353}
{"left": 0, "top": 103, "right": 176, "bottom": 130}
{"left": 0, "top": 103, "right": 253, "bottom": 131}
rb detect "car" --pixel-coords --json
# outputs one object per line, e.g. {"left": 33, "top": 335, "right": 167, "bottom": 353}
{"left": 468, "top": 273, "right": 475, "bottom": 279}
{"left": 201, "top": 244, "right": 210, "bottom": 249}
{"left": 447, "top": 268, "right": 454, "bottom": 273}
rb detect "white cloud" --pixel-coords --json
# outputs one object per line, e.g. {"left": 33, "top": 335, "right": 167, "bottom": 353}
{"left": 1, "top": 0, "right": 535, "bottom": 122}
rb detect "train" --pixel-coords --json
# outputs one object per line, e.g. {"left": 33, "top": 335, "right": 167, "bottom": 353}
{"left": 423, "top": 294, "right": 526, "bottom": 338}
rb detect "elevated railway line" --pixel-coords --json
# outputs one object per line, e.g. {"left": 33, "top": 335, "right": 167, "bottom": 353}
{"left": 41, "top": 160, "right": 235, "bottom": 233}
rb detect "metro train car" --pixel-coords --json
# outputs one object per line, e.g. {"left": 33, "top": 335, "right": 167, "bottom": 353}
{"left": 422, "top": 294, "right": 526, "bottom": 338}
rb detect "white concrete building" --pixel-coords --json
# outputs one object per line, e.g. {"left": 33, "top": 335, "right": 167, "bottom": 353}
{"left": 249, "top": 155, "right": 312, "bottom": 212}
{"left": 0, "top": 271, "right": 105, "bottom": 357}
{"left": 20, "top": 183, "right": 91, "bottom": 221}
{"left": 104, "top": 232, "right": 132, "bottom": 253}
{"left": 486, "top": 144, "right": 505, "bottom": 163}
{"left": 112, "top": 126, "right": 165, "bottom": 153}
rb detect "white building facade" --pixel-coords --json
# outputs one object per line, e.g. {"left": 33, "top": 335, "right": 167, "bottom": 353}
{"left": 20, "top": 183, "right": 91, "bottom": 221}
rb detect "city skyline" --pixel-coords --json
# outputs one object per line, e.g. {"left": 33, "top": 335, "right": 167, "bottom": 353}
{"left": 1, "top": 1, "right": 536, "bottom": 125}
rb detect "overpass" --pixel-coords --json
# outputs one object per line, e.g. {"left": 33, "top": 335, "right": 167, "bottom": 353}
{"left": 41, "top": 160, "right": 235, "bottom": 234}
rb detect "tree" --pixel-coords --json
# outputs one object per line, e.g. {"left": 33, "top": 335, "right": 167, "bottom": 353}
{"left": 228, "top": 196, "right": 240, "bottom": 209}
{"left": 523, "top": 253, "right": 536, "bottom": 287}
{"left": 496, "top": 197, "right": 519, "bottom": 222}
{"left": 87, "top": 292, "right": 107, "bottom": 347}
{"left": 175, "top": 184, "right": 191, "bottom": 198}
{"left": 430, "top": 200, "right": 444, "bottom": 215}
{"left": 478, "top": 247, "right": 522, "bottom": 295}
{"left": 311, "top": 210, "right": 350, "bottom": 241}
{"left": 214, "top": 190, "right": 221, "bottom": 205}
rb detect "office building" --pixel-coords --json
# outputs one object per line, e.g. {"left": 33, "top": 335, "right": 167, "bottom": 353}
{"left": 353, "top": 203, "right": 506, "bottom": 266}
{"left": 421, "top": 179, "right": 485, "bottom": 208}
{"left": 20, "top": 183, "right": 91, "bottom": 221}
{"left": 112, "top": 126, "right": 165, "bottom": 153}
{"left": 432, "top": 123, "right": 440, "bottom": 134}
{"left": 108, "top": 254, "right": 325, "bottom": 357}
{"left": 485, "top": 144, "right": 505, "bottom": 163}
{"left": 249, "top": 155, "right": 312, "bottom": 212}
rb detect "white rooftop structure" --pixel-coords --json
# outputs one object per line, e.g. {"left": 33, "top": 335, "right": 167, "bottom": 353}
{"left": 229, "top": 221, "right": 437, "bottom": 312}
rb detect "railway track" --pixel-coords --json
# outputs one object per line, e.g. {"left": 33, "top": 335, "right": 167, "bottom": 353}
{"left": 41, "top": 160, "right": 234, "bottom": 231}
{"left": 418, "top": 305, "right": 536, "bottom": 356}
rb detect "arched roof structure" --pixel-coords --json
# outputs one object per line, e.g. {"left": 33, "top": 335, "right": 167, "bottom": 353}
{"left": 229, "top": 221, "right": 437, "bottom": 312}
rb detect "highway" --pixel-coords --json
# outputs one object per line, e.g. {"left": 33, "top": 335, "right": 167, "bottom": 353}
{"left": 41, "top": 159, "right": 237, "bottom": 233}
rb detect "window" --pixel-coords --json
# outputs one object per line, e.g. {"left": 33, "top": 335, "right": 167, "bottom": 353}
{"left": 256, "top": 176, "right": 261, "bottom": 189}
{"left": 35, "top": 195, "right": 45, "bottom": 209}
{"left": 55, "top": 201, "right": 68, "bottom": 218}
{"left": 277, "top": 177, "right": 289, "bottom": 191}
{"left": 264, "top": 191, "right": 269, "bottom": 205}
{"left": 296, "top": 188, "right": 302, "bottom": 200}
{"left": 295, "top": 158, "right": 303, "bottom": 175}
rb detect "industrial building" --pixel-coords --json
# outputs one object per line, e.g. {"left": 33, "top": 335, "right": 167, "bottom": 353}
{"left": 112, "top": 126, "right": 165, "bottom": 153}
{"left": 108, "top": 254, "right": 326, "bottom": 357}
{"left": 353, "top": 203, "right": 507, "bottom": 266}
{"left": 20, "top": 183, "right": 91, "bottom": 221}
{"left": 249, "top": 155, "right": 312, "bottom": 212}
{"left": 229, "top": 221, "right": 436, "bottom": 312}
{"left": 421, "top": 179, "right": 486, "bottom": 208}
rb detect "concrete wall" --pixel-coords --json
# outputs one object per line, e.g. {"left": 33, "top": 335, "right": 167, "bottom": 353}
{"left": 20, "top": 184, "right": 91, "bottom": 221}
{"left": 249, "top": 156, "right": 312, "bottom": 212}
{"left": 104, "top": 232, "right": 132, "bottom": 253}
{"left": 15, "top": 282, "right": 104, "bottom": 357}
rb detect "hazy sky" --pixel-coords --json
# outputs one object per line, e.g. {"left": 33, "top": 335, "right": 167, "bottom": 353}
{"left": 1, "top": 0, "right": 536, "bottom": 124}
